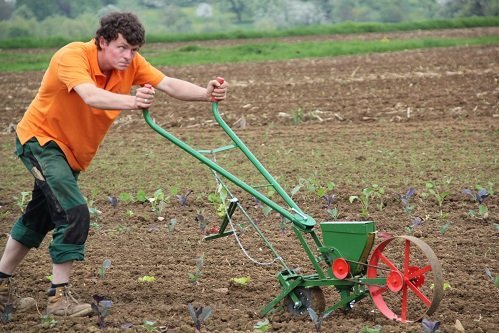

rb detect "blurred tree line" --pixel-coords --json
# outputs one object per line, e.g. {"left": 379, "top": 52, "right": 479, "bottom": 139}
{"left": 0, "top": 0, "right": 497, "bottom": 39}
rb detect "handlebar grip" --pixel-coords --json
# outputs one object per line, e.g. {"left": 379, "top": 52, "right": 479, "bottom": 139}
{"left": 211, "top": 77, "right": 225, "bottom": 102}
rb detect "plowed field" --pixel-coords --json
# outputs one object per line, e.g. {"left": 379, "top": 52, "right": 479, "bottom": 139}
{"left": 0, "top": 28, "right": 498, "bottom": 332}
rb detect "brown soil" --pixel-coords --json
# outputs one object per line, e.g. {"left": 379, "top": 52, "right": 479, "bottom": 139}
{"left": 0, "top": 29, "right": 498, "bottom": 333}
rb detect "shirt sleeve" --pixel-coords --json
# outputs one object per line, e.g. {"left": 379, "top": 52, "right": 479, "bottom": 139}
{"left": 57, "top": 46, "right": 94, "bottom": 92}
{"left": 132, "top": 52, "right": 166, "bottom": 87}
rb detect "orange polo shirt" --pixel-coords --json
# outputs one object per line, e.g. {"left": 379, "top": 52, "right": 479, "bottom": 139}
{"left": 16, "top": 40, "right": 165, "bottom": 171}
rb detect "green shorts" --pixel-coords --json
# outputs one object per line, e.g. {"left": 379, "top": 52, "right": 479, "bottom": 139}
{"left": 11, "top": 136, "right": 89, "bottom": 263}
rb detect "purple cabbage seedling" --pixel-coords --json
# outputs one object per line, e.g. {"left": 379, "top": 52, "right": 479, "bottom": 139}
{"left": 421, "top": 317, "right": 441, "bottom": 333}
{"left": 107, "top": 196, "right": 118, "bottom": 208}
{"left": 176, "top": 190, "right": 192, "bottom": 206}
{"left": 195, "top": 213, "right": 208, "bottom": 234}
{"left": 405, "top": 216, "right": 423, "bottom": 235}
{"left": 187, "top": 303, "right": 212, "bottom": 333}
{"left": 462, "top": 187, "right": 489, "bottom": 218}
{"left": 322, "top": 193, "right": 340, "bottom": 219}
{"left": 484, "top": 268, "right": 499, "bottom": 291}
{"left": 1, "top": 304, "right": 14, "bottom": 324}
{"left": 91, "top": 295, "right": 112, "bottom": 329}
{"left": 400, "top": 187, "right": 416, "bottom": 215}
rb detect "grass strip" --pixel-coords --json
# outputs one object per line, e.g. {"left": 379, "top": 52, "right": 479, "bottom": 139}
{"left": 1, "top": 35, "right": 498, "bottom": 72}
{"left": 1, "top": 16, "right": 498, "bottom": 50}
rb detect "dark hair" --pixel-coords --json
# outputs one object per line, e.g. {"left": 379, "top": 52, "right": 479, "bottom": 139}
{"left": 95, "top": 12, "right": 145, "bottom": 49}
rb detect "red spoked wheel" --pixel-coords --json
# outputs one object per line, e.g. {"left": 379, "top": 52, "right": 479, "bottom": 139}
{"left": 367, "top": 236, "right": 443, "bottom": 322}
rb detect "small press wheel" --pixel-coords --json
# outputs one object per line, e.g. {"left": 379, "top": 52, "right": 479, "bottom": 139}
{"left": 367, "top": 236, "right": 443, "bottom": 322}
{"left": 284, "top": 287, "right": 325, "bottom": 316}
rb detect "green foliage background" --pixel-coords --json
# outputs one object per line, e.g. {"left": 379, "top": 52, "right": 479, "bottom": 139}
{"left": 0, "top": 0, "right": 498, "bottom": 41}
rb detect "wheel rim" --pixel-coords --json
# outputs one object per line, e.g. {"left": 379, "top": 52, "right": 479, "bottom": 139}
{"left": 367, "top": 236, "right": 444, "bottom": 322}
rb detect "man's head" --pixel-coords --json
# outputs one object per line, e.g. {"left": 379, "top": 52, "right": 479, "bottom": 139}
{"left": 95, "top": 12, "right": 145, "bottom": 50}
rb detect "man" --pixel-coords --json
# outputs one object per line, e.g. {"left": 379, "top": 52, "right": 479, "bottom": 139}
{"left": 0, "top": 11, "right": 227, "bottom": 318}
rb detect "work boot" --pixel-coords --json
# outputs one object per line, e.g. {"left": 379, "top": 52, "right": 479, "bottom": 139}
{"left": 46, "top": 285, "right": 92, "bottom": 317}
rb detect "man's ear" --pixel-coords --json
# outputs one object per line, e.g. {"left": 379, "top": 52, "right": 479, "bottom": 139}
{"left": 98, "top": 37, "right": 108, "bottom": 49}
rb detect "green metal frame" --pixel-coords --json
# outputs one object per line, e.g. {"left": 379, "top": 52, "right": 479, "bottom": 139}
{"left": 143, "top": 103, "right": 383, "bottom": 318}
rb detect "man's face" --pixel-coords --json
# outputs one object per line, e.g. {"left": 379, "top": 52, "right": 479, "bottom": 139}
{"left": 98, "top": 34, "right": 140, "bottom": 71}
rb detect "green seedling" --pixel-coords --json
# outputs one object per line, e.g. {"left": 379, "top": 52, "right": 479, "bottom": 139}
{"left": 261, "top": 187, "right": 276, "bottom": 217}
{"left": 230, "top": 276, "right": 251, "bottom": 286}
{"left": 188, "top": 254, "right": 205, "bottom": 284}
{"left": 124, "top": 209, "right": 134, "bottom": 218}
{"left": 98, "top": 259, "right": 112, "bottom": 279}
{"left": 13, "top": 191, "right": 31, "bottom": 213}
{"left": 115, "top": 224, "right": 129, "bottom": 233}
{"left": 292, "top": 107, "right": 304, "bottom": 125}
{"left": 149, "top": 188, "right": 168, "bottom": 219}
{"left": 254, "top": 318, "right": 271, "bottom": 332}
{"left": 46, "top": 274, "right": 53, "bottom": 282}
{"left": 85, "top": 190, "right": 102, "bottom": 224}
{"left": 138, "top": 276, "right": 156, "bottom": 283}
{"left": 370, "top": 184, "right": 385, "bottom": 211}
{"left": 136, "top": 189, "right": 147, "bottom": 203}
{"left": 167, "top": 218, "right": 177, "bottom": 233}
{"left": 40, "top": 314, "right": 57, "bottom": 328}
{"left": 90, "top": 222, "right": 101, "bottom": 229}
{"left": 208, "top": 184, "right": 228, "bottom": 218}
{"left": 187, "top": 303, "right": 212, "bottom": 332}
{"left": 143, "top": 320, "right": 158, "bottom": 332}
{"left": 119, "top": 192, "right": 134, "bottom": 203}
{"left": 431, "top": 282, "right": 451, "bottom": 290}
{"left": 439, "top": 222, "right": 452, "bottom": 235}
{"left": 0, "top": 210, "right": 11, "bottom": 221}
{"left": 359, "top": 325, "right": 382, "bottom": 333}
{"left": 350, "top": 186, "right": 378, "bottom": 219}
{"left": 279, "top": 216, "right": 290, "bottom": 234}
{"left": 424, "top": 179, "right": 451, "bottom": 217}
{"left": 316, "top": 181, "right": 336, "bottom": 199}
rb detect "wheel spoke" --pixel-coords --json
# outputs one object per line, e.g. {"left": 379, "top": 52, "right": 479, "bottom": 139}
{"left": 401, "top": 285, "right": 408, "bottom": 322}
{"left": 407, "top": 265, "right": 432, "bottom": 280}
{"left": 406, "top": 279, "right": 432, "bottom": 306}
{"left": 378, "top": 252, "right": 399, "bottom": 272}
{"left": 404, "top": 240, "right": 410, "bottom": 273}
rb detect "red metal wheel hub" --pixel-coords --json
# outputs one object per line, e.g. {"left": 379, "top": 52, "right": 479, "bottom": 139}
{"left": 408, "top": 266, "right": 425, "bottom": 287}
{"left": 387, "top": 270, "right": 404, "bottom": 292}
{"left": 332, "top": 258, "right": 350, "bottom": 280}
